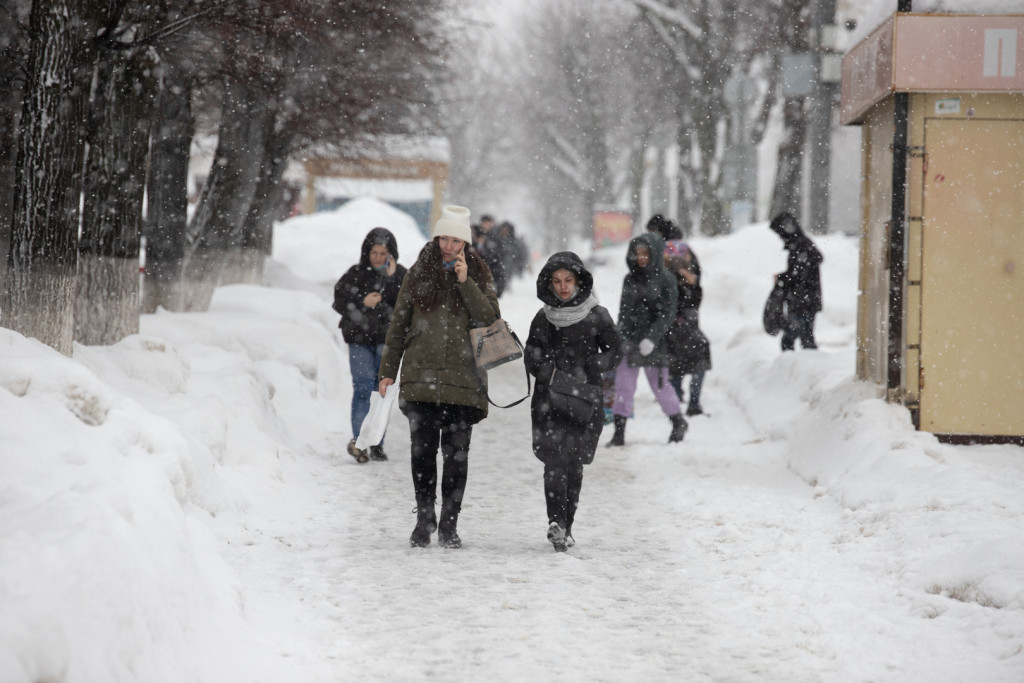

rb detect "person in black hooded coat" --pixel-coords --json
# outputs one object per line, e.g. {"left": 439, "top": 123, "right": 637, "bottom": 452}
{"left": 607, "top": 232, "right": 688, "bottom": 446}
{"left": 769, "top": 212, "right": 823, "bottom": 351}
{"left": 662, "top": 238, "right": 711, "bottom": 416}
{"left": 332, "top": 227, "right": 408, "bottom": 462}
{"left": 525, "top": 252, "right": 621, "bottom": 552}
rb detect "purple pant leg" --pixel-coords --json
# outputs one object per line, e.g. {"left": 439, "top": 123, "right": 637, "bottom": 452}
{"left": 612, "top": 359, "right": 639, "bottom": 417}
{"left": 644, "top": 366, "right": 682, "bottom": 416}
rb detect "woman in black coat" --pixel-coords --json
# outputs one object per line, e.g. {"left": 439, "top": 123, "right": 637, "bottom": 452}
{"left": 662, "top": 240, "right": 712, "bottom": 416}
{"left": 608, "top": 232, "right": 688, "bottom": 446}
{"left": 769, "top": 212, "right": 823, "bottom": 351}
{"left": 525, "top": 252, "right": 621, "bottom": 552}
{"left": 332, "top": 227, "right": 407, "bottom": 462}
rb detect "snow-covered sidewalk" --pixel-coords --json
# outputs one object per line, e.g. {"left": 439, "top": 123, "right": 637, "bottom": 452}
{"left": 3, "top": 200, "right": 1023, "bottom": 682}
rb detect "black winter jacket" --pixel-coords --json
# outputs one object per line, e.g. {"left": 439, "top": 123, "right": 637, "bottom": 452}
{"left": 616, "top": 233, "right": 678, "bottom": 368}
{"left": 770, "top": 213, "right": 823, "bottom": 316}
{"left": 525, "top": 252, "right": 621, "bottom": 466}
{"left": 663, "top": 241, "right": 711, "bottom": 374}
{"left": 332, "top": 228, "right": 408, "bottom": 346}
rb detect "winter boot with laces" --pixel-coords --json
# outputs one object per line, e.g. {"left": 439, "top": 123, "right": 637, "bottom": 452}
{"left": 606, "top": 415, "right": 627, "bottom": 447}
{"left": 409, "top": 500, "right": 436, "bottom": 548}
{"left": 668, "top": 413, "right": 688, "bottom": 443}
{"left": 437, "top": 499, "right": 462, "bottom": 549}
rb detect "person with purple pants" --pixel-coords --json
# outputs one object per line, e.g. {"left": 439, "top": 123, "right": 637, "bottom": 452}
{"left": 607, "top": 232, "right": 688, "bottom": 447}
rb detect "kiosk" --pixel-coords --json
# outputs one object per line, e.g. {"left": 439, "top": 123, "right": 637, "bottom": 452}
{"left": 841, "top": 13, "right": 1024, "bottom": 443}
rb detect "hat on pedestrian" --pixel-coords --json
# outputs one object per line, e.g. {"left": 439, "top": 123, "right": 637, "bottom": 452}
{"left": 432, "top": 205, "right": 473, "bottom": 243}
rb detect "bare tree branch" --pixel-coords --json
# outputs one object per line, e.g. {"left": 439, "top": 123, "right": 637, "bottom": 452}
{"left": 626, "top": 0, "right": 702, "bottom": 40}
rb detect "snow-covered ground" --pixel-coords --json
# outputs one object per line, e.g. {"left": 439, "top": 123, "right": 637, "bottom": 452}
{"left": 2, "top": 196, "right": 1023, "bottom": 682}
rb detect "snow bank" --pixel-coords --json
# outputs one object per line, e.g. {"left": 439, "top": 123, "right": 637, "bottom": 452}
{"left": 2, "top": 199, "right": 1023, "bottom": 681}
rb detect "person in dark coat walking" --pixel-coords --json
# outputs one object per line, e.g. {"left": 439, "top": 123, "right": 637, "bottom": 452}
{"left": 472, "top": 214, "right": 507, "bottom": 298}
{"left": 608, "top": 232, "right": 688, "bottom": 446}
{"left": 646, "top": 213, "right": 683, "bottom": 242}
{"left": 379, "top": 205, "right": 500, "bottom": 549}
{"left": 497, "top": 220, "right": 530, "bottom": 282}
{"left": 332, "top": 227, "right": 407, "bottom": 463}
{"left": 525, "top": 252, "right": 621, "bottom": 552}
{"left": 662, "top": 239, "right": 712, "bottom": 416}
{"left": 769, "top": 212, "right": 823, "bottom": 351}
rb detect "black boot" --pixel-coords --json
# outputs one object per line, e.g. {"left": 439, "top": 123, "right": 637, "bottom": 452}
{"left": 607, "top": 415, "right": 626, "bottom": 447}
{"left": 409, "top": 500, "right": 436, "bottom": 548}
{"left": 437, "top": 500, "right": 462, "bottom": 549}
{"left": 547, "top": 522, "right": 568, "bottom": 552}
{"left": 668, "top": 413, "right": 688, "bottom": 443}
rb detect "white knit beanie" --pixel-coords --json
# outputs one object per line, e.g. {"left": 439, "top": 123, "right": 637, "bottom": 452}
{"left": 431, "top": 205, "right": 473, "bottom": 243}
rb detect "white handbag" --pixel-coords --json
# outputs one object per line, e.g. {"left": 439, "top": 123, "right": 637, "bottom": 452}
{"left": 355, "top": 382, "right": 399, "bottom": 450}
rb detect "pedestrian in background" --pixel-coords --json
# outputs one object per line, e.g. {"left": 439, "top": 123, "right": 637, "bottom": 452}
{"left": 607, "top": 232, "right": 688, "bottom": 447}
{"left": 378, "top": 205, "right": 500, "bottom": 549}
{"left": 769, "top": 212, "right": 823, "bottom": 351}
{"left": 472, "top": 213, "right": 507, "bottom": 297}
{"left": 662, "top": 239, "right": 711, "bottom": 416}
{"left": 497, "top": 220, "right": 530, "bottom": 283}
{"left": 645, "top": 213, "right": 682, "bottom": 242}
{"left": 332, "top": 227, "right": 407, "bottom": 463}
{"left": 525, "top": 252, "right": 621, "bottom": 552}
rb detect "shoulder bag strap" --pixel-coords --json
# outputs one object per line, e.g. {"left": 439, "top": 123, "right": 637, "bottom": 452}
{"left": 483, "top": 330, "right": 532, "bottom": 409}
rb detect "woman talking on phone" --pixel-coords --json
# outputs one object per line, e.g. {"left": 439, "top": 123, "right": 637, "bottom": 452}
{"left": 378, "top": 205, "right": 500, "bottom": 548}
{"left": 333, "top": 227, "right": 407, "bottom": 463}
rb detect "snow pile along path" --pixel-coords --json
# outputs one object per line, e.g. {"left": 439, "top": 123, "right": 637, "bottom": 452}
{"left": 2, "top": 205, "right": 1023, "bottom": 682}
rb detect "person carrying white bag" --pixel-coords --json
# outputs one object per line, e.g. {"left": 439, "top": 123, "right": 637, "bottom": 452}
{"left": 355, "top": 381, "right": 399, "bottom": 452}
{"left": 332, "top": 227, "right": 407, "bottom": 463}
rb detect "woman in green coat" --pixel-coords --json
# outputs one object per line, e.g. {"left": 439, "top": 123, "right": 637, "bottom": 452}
{"left": 378, "top": 205, "right": 500, "bottom": 549}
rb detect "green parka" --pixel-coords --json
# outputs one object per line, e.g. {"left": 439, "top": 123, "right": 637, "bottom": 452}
{"left": 379, "top": 260, "right": 500, "bottom": 420}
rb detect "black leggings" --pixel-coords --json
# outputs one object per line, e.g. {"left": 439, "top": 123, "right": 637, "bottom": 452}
{"left": 544, "top": 462, "right": 584, "bottom": 533}
{"left": 404, "top": 401, "right": 479, "bottom": 511}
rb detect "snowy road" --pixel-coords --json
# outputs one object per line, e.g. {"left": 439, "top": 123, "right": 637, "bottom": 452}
{"left": 205, "top": 236, "right": 1024, "bottom": 682}
{"left": 8, "top": 206, "right": 1022, "bottom": 682}
{"left": 220, "top": 346, "right": 1018, "bottom": 683}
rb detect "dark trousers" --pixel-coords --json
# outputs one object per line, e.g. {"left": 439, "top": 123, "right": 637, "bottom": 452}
{"left": 781, "top": 311, "right": 818, "bottom": 351}
{"left": 404, "top": 402, "right": 476, "bottom": 512}
{"left": 669, "top": 369, "right": 705, "bottom": 410}
{"left": 544, "top": 462, "right": 584, "bottom": 533}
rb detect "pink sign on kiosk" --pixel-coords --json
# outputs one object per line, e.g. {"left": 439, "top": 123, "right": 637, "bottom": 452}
{"left": 841, "top": 13, "right": 1024, "bottom": 124}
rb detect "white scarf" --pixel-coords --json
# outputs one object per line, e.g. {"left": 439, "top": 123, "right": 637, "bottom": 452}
{"left": 543, "top": 292, "right": 599, "bottom": 328}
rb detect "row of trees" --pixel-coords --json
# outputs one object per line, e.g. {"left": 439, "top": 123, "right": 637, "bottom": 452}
{"left": 444, "top": 0, "right": 820, "bottom": 247}
{"left": 1, "top": 0, "right": 450, "bottom": 354}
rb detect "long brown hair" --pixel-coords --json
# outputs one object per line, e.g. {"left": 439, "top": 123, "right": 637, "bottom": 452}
{"left": 406, "top": 239, "right": 492, "bottom": 313}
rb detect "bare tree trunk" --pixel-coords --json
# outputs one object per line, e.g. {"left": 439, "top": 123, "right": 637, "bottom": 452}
{"left": 142, "top": 57, "right": 193, "bottom": 314}
{"left": 0, "top": 33, "right": 24, "bottom": 296}
{"left": 627, "top": 127, "right": 652, "bottom": 222}
{"left": 675, "top": 125, "right": 696, "bottom": 237}
{"left": 692, "top": 0, "right": 731, "bottom": 236}
{"left": 770, "top": 97, "right": 808, "bottom": 219}
{"left": 182, "top": 76, "right": 265, "bottom": 311}
{"left": 2, "top": 0, "right": 103, "bottom": 355}
{"left": 75, "top": 47, "right": 157, "bottom": 346}
{"left": 221, "top": 123, "right": 292, "bottom": 286}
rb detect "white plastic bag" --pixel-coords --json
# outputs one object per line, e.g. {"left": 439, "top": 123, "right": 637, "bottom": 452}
{"left": 355, "top": 382, "right": 399, "bottom": 450}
